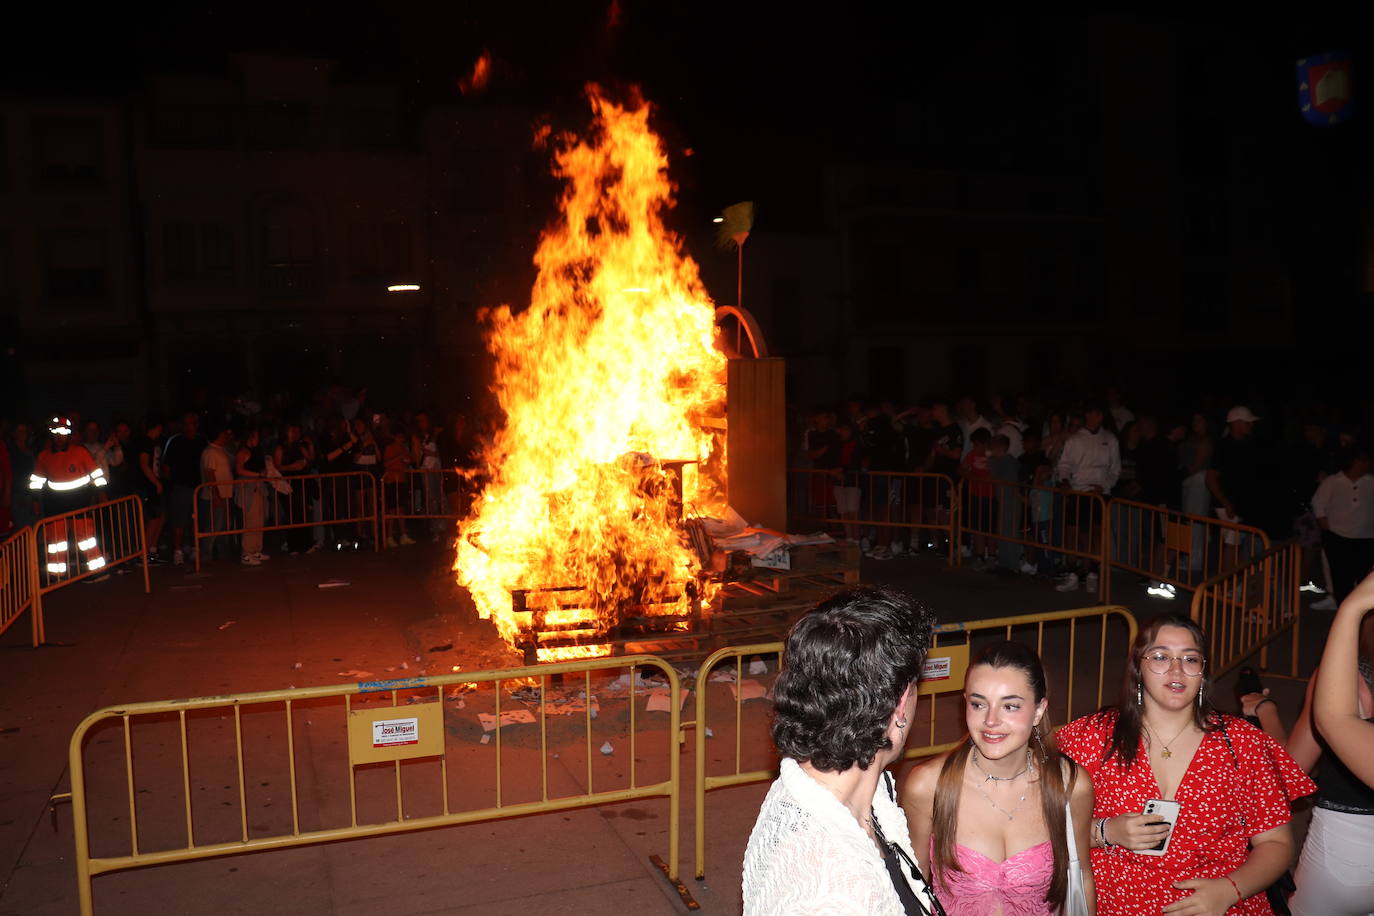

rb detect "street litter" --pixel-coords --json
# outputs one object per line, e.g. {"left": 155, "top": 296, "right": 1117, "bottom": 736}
{"left": 708, "top": 669, "right": 736, "bottom": 683}
{"left": 479, "top": 734, "right": 490, "bottom": 744}
{"left": 337, "top": 669, "right": 375, "bottom": 679}
{"left": 730, "top": 679, "right": 770, "bottom": 701}
{"left": 645, "top": 688, "right": 688, "bottom": 713}
{"left": 477, "top": 710, "right": 537, "bottom": 732}
{"left": 218, "top": 621, "right": 236, "bottom": 631}
{"left": 705, "top": 726, "right": 714, "bottom": 738}
{"left": 545, "top": 696, "right": 600, "bottom": 717}
{"left": 748, "top": 658, "right": 767, "bottom": 675}
{"left": 600, "top": 741, "right": 614, "bottom": 756}
{"left": 429, "top": 643, "right": 454, "bottom": 653}
{"left": 318, "top": 580, "right": 350, "bottom": 589}
{"left": 399, "top": 662, "right": 409, "bottom": 670}
{"left": 292, "top": 662, "right": 302, "bottom": 669}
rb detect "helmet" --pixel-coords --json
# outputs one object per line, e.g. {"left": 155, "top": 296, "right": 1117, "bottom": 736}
{"left": 49, "top": 416, "right": 73, "bottom": 436}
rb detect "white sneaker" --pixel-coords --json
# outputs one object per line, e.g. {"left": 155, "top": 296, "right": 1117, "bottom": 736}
{"left": 251, "top": 552, "right": 271, "bottom": 561}
{"left": 1055, "top": 572, "right": 1080, "bottom": 592}
{"left": 960, "top": 545, "right": 974, "bottom": 559}
{"left": 1020, "top": 560, "right": 1038, "bottom": 575}
{"left": 173, "top": 549, "right": 185, "bottom": 566}
{"left": 1085, "top": 572, "right": 1099, "bottom": 593}
{"left": 1300, "top": 581, "right": 1327, "bottom": 594}
{"left": 860, "top": 537, "right": 872, "bottom": 552}
{"left": 241, "top": 555, "right": 261, "bottom": 566}
{"left": 889, "top": 542, "right": 905, "bottom": 556}
{"left": 1310, "top": 596, "right": 1338, "bottom": 611}
{"left": 1146, "top": 581, "right": 1178, "bottom": 599}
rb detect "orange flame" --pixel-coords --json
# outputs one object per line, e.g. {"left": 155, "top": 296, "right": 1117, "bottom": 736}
{"left": 455, "top": 87, "right": 726, "bottom": 652}
{"left": 459, "top": 51, "right": 492, "bottom": 95}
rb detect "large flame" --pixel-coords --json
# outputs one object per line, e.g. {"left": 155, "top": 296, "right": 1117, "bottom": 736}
{"left": 455, "top": 88, "right": 727, "bottom": 656}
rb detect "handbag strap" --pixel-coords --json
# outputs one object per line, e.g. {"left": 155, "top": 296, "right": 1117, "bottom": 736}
{"left": 1064, "top": 800, "right": 1080, "bottom": 866}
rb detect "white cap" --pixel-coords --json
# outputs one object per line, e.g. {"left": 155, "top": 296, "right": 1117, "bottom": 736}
{"left": 1226, "top": 406, "right": 1260, "bottom": 424}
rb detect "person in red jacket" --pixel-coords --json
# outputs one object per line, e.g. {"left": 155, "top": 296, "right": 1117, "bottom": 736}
{"left": 29, "top": 416, "right": 108, "bottom": 580}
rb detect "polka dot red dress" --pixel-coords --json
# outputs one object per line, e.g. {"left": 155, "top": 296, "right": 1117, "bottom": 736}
{"left": 1057, "top": 712, "right": 1315, "bottom": 915}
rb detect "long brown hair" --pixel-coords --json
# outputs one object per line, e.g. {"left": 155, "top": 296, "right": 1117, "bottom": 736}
{"left": 929, "top": 641, "right": 1076, "bottom": 911}
{"left": 1105, "top": 614, "right": 1220, "bottom": 768}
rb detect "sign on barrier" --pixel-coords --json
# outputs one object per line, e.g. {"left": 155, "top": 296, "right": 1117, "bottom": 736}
{"left": 1109, "top": 498, "right": 1269, "bottom": 598}
{"left": 688, "top": 605, "right": 1138, "bottom": 879}
{"left": 64, "top": 655, "right": 692, "bottom": 915}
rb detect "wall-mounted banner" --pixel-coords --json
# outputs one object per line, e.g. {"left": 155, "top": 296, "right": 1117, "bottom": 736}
{"left": 1298, "top": 52, "right": 1354, "bottom": 126}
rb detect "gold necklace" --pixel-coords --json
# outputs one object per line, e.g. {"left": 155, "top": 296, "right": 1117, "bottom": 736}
{"left": 1144, "top": 719, "right": 1192, "bottom": 759}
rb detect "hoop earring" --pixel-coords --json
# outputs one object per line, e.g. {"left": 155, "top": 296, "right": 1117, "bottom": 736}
{"left": 1136, "top": 683, "right": 1143, "bottom": 707}
{"left": 895, "top": 717, "right": 908, "bottom": 729}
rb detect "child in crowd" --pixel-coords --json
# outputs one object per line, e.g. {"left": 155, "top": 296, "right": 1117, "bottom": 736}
{"left": 961, "top": 428, "right": 993, "bottom": 561}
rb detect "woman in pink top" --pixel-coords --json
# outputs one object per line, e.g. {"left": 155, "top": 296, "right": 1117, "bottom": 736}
{"left": 903, "top": 641, "right": 1096, "bottom": 915}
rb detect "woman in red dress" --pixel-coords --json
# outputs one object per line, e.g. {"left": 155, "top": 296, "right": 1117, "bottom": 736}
{"left": 1057, "top": 615, "right": 1315, "bottom": 915}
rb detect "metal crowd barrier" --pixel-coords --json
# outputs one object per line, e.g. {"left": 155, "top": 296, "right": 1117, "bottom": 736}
{"left": 955, "top": 478, "right": 1110, "bottom": 601}
{"left": 191, "top": 471, "right": 380, "bottom": 570}
{"left": 688, "top": 605, "right": 1138, "bottom": 878}
{"left": 1190, "top": 540, "right": 1301, "bottom": 680}
{"left": 787, "top": 468, "right": 958, "bottom": 563}
{"left": 36, "top": 494, "right": 150, "bottom": 610}
{"left": 0, "top": 525, "right": 41, "bottom": 645}
{"left": 378, "top": 468, "right": 464, "bottom": 545}
{"left": 63, "top": 655, "right": 691, "bottom": 915}
{"left": 1108, "top": 498, "right": 1269, "bottom": 598}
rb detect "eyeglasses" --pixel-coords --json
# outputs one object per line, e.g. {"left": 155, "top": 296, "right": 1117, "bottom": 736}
{"left": 1142, "top": 652, "right": 1205, "bottom": 677}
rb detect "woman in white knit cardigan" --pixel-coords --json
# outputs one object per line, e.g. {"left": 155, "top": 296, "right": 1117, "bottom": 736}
{"left": 742, "top": 586, "right": 942, "bottom": 915}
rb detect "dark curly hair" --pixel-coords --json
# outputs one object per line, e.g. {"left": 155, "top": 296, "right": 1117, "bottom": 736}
{"left": 771, "top": 586, "right": 936, "bottom": 772}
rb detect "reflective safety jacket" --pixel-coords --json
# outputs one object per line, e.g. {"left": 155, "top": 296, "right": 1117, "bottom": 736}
{"left": 30, "top": 444, "right": 106, "bottom": 492}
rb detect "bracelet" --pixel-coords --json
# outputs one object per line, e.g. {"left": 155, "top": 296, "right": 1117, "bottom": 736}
{"left": 1098, "top": 817, "right": 1114, "bottom": 848}
{"left": 1253, "top": 698, "right": 1277, "bottom": 715}
{"left": 1222, "top": 875, "right": 1242, "bottom": 906}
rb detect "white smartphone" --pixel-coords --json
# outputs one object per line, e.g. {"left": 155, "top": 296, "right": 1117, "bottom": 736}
{"left": 1137, "top": 799, "right": 1181, "bottom": 856}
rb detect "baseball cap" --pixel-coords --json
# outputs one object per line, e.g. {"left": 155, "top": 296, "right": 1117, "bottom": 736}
{"left": 1226, "top": 406, "right": 1260, "bottom": 424}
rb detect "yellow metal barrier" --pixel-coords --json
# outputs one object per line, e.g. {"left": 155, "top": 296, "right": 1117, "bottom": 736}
{"left": 1108, "top": 497, "right": 1269, "bottom": 598}
{"left": 788, "top": 468, "right": 958, "bottom": 563}
{"left": 36, "top": 494, "right": 150, "bottom": 612}
{"left": 378, "top": 468, "right": 464, "bottom": 545}
{"left": 689, "top": 605, "right": 1137, "bottom": 878}
{"left": 0, "top": 525, "right": 41, "bottom": 646}
{"left": 1190, "top": 540, "right": 1301, "bottom": 680}
{"left": 955, "top": 478, "right": 1110, "bottom": 601}
{"left": 66, "top": 655, "right": 692, "bottom": 915}
{"left": 191, "top": 471, "right": 380, "bottom": 570}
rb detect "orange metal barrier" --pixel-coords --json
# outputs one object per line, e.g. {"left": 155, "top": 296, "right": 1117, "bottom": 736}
{"left": 191, "top": 471, "right": 380, "bottom": 570}
{"left": 787, "top": 468, "right": 958, "bottom": 562}
{"left": 36, "top": 494, "right": 150, "bottom": 602}
{"left": 689, "top": 605, "right": 1138, "bottom": 878}
{"left": 1, "top": 525, "right": 41, "bottom": 646}
{"left": 1190, "top": 540, "right": 1301, "bottom": 680}
{"left": 64, "top": 655, "right": 693, "bottom": 915}
{"left": 1108, "top": 498, "right": 1269, "bottom": 598}
{"left": 955, "top": 477, "right": 1110, "bottom": 600}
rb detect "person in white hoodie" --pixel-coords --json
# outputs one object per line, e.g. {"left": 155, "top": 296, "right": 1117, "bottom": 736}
{"left": 1054, "top": 404, "right": 1119, "bottom": 593}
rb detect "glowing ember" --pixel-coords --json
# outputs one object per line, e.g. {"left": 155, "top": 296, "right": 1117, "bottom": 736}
{"left": 455, "top": 87, "right": 727, "bottom": 657}
{"left": 536, "top": 644, "right": 614, "bottom": 664}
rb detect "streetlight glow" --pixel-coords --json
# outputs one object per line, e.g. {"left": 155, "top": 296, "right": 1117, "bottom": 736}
{"left": 387, "top": 284, "right": 421, "bottom": 292}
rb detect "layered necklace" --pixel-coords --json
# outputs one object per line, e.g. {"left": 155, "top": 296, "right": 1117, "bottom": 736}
{"left": 969, "top": 747, "right": 1035, "bottom": 821}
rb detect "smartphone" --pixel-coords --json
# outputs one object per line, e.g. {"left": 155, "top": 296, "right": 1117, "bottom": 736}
{"left": 1137, "top": 799, "right": 1181, "bottom": 855}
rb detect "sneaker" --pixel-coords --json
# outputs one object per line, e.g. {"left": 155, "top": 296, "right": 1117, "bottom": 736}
{"left": 860, "top": 537, "right": 872, "bottom": 552}
{"left": 250, "top": 552, "right": 271, "bottom": 562}
{"left": 1055, "top": 572, "right": 1080, "bottom": 592}
{"left": 241, "top": 555, "right": 262, "bottom": 566}
{"left": 399, "top": 534, "right": 417, "bottom": 545}
{"left": 146, "top": 553, "right": 167, "bottom": 566}
{"left": 889, "top": 542, "right": 904, "bottom": 556}
{"left": 386, "top": 537, "right": 399, "bottom": 548}
{"left": 960, "top": 544, "right": 974, "bottom": 559}
{"left": 173, "top": 549, "right": 185, "bottom": 567}
{"left": 1019, "top": 560, "right": 1038, "bottom": 576}
{"left": 307, "top": 544, "right": 323, "bottom": 554}
{"left": 1146, "top": 581, "right": 1178, "bottom": 600}
{"left": 1310, "top": 596, "right": 1338, "bottom": 611}
{"left": 870, "top": 546, "right": 892, "bottom": 560}
{"left": 1299, "top": 580, "right": 1327, "bottom": 594}
{"left": 1085, "top": 572, "right": 1099, "bottom": 593}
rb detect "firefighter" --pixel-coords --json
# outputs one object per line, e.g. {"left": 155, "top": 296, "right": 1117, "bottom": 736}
{"left": 29, "top": 416, "right": 108, "bottom": 581}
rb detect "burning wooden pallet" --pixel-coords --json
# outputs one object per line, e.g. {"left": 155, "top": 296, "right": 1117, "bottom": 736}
{"left": 511, "top": 582, "right": 703, "bottom": 665}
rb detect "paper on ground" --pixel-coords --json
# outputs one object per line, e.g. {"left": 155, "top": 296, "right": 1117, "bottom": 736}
{"left": 477, "top": 709, "right": 537, "bottom": 732}
{"left": 730, "top": 679, "right": 770, "bottom": 701}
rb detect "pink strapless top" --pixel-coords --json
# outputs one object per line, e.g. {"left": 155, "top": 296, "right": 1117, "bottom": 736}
{"left": 930, "top": 840, "right": 1054, "bottom": 916}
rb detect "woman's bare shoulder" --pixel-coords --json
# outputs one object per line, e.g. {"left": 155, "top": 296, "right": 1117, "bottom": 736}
{"left": 900, "top": 752, "right": 948, "bottom": 802}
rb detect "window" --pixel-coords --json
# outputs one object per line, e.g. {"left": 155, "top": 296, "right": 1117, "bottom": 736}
{"left": 163, "top": 223, "right": 234, "bottom": 287}
{"left": 245, "top": 104, "right": 312, "bottom": 150}
{"left": 261, "top": 202, "right": 316, "bottom": 297}
{"left": 44, "top": 230, "right": 108, "bottom": 304}
{"left": 149, "top": 106, "right": 234, "bottom": 149}
{"left": 34, "top": 118, "right": 105, "bottom": 188}
{"left": 344, "top": 222, "right": 412, "bottom": 285}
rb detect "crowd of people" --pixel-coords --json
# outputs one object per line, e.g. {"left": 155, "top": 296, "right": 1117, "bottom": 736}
{"left": 743, "top": 583, "right": 1374, "bottom": 916}
{"left": 0, "top": 385, "right": 483, "bottom": 574}
{"left": 796, "top": 389, "right": 1374, "bottom": 604}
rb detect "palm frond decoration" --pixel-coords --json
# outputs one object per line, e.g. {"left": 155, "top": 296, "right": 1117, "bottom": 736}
{"left": 716, "top": 201, "right": 754, "bottom": 250}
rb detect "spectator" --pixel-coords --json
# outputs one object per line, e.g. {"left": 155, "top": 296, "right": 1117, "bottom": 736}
{"left": 1314, "top": 571, "right": 1374, "bottom": 787}
{"left": 833, "top": 422, "right": 862, "bottom": 543}
{"left": 382, "top": 422, "right": 415, "bottom": 547}
{"left": 1104, "top": 386, "right": 1134, "bottom": 433}
{"left": 7, "top": 422, "right": 37, "bottom": 531}
{"left": 805, "top": 410, "right": 841, "bottom": 520}
{"left": 955, "top": 396, "right": 994, "bottom": 458}
{"left": 859, "top": 403, "right": 904, "bottom": 558}
{"left": 961, "top": 427, "right": 993, "bottom": 562}
{"left": 81, "top": 420, "right": 123, "bottom": 493}
{"left": 162, "top": 413, "right": 205, "bottom": 566}
{"left": 987, "top": 434, "right": 1023, "bottom": 572}
{"left": 412, "top": 411, "right": 446, "bottom": 542}
{"left": 234, "top": 426, "right": 272, "bottom": 566}
{"left": 274, "top": 422, "right": 314, "bottom": 554}
{"left": 108, "top": 420, "right": 134, "bottom": 497}
{"left": 198, "top": 423, "right": 234, "bottom": 562}
{"left": 994, "top": 397, "right": 1027, "bottom": 458}
{"left": 132, "top": 416, "right": 167, "bottom": 564}
{"left": 1207, "top": 406, "right": 1266, "bottom": 564}
{"left": 1054, "top": 404, "right": 1119, "bottom": 593}
{"left": 1311, "top": 447, "right": 1374, "bottom": 605}
{"left": 317, "top": 416, "right": 358, "bottom": 549}
{"left": 1179, "top": 412, "right": 1215, "bottom": 571}
{"left": 350, "top": 417, "right": 381, "bottom": 547}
